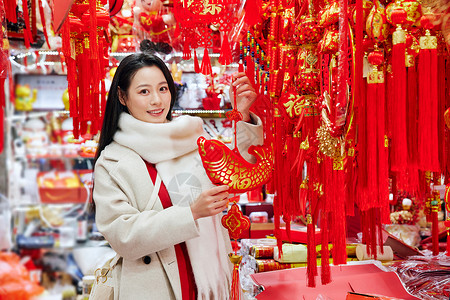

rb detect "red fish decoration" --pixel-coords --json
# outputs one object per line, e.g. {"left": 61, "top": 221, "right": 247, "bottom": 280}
{"left": 197, "top": 136, "right": 273, "bottom": 193}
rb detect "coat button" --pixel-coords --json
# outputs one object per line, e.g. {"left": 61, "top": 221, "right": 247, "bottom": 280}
{"left": 142, "top": 255, "right": 151, "bottom": 265}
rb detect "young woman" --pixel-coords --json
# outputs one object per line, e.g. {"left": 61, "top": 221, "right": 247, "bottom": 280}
{"left": 93, "top": 52, "right": 263, "bottom": 299}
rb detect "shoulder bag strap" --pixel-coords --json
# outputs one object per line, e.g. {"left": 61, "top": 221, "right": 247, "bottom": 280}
{"left": 145, "top": 173, "right": 161, "bottom": 211}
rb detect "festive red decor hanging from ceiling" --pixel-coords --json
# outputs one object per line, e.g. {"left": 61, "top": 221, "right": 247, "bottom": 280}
{"left": 172, "top": 0, "right": 238, "bottom": 67}
{"left": 239, "top": 0, "right": 449, "bottom": 289}
{"left": 60, "top": 0, "right": 110, "bottom": 138}
{"left": 0, "top": 0, "right": 12, "bottom": 155}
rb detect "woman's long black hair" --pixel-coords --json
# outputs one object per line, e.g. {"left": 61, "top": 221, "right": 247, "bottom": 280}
{"left": 94, "top": 53, "right": 176, "bottom": 162}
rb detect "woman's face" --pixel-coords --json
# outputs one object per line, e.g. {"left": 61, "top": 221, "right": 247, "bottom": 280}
{"left": 120, "top": 66, "right": 172, "bottom": 123}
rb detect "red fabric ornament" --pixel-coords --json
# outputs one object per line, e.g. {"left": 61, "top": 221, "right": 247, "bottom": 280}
{"left": 197, "top": 136, "right": 273, "bottom": 193}
{"left": 200, "top": 48, "right": 212, "bottom": 76}
{"left": 182, "top": 39, "right": 191, "bottom": 60}
{"left": 21, "top": 0, "right": 34, "bottom": 48}
{"left": 357, "top": 48, "right": 389, "bottom": 259}
{"left": 365, "top": 1, "right": 389, "bottom": 43}
{"left": 318, "top": 1, "right": 339, "bottom": 27}
{"left": 193, "top": 49, "right": 200, "bottom": 73}
{"left": 0, "top": 78, "right": 4, "bottom": 154}
{"left": 38, "top": 1, "right": 50, "bottom": 48}
{"left": 390, "top": 8, "right": 408, "bottom": 172}
{"left": 219, "top": 33, "right": 233, "bottom": 65}
{"left": 4, "top": 0, "right": 17, "bottom": 23}
{"left": 244, "top": 0, "right": 261, "bottom": 26}
{"left": 221, "top": 203, "right": 249, "bottom": 300}
{"left": 60, "top": 0, "right": 110, "bottom": 138}
{"left": 221, "top": 203, "right": 250, "bottom": 240}
{"left": 445, "top": 184, "right": 450, "bottom": 255}
{"left": 229, "top": 254, "right": 243, "bottom": 300}
{"left": 431, "top": 190, "right": 440, "bottom": 256}
{"left": 417, "top": 20, "right": 440, "bottom": 172}
{"left": 445, "top": 107, "right": 450, "bottom": 129}
{"left": 172, "top": 0, "right": 239, "bottom": 61}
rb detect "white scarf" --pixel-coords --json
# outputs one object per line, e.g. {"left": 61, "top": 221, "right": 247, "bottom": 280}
{"left": 114, "top": 113, "right": 231, "bottom": 300}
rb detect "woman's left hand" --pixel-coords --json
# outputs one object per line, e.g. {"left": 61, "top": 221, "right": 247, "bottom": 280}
{"left": 229, "top": 72, "right": 257, "bottom": 122}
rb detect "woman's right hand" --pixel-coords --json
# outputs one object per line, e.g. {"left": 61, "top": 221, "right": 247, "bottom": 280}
{"left": 190, "top": 185, "right": 229, "bottom": 220}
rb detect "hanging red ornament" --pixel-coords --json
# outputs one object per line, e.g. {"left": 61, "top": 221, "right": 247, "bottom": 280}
{"left": 318, "top": 1, "right": 339, "bottom": 27}
{"left": 219, "top": 33, "right": 233, "bottom": 65}
{"left": 197, "top": 137, "right": 273, "bottom": 193}
{"left": 390, "top": 7, "right": 408, "bottom": 172}
{"left": 60, "top": 0, "right": 110, "bottom": 138}
{"left": 221, "top": 203, "right": 250, "bottom": 300}
{"left": 445, "top": 107, "right": 450, "bottom": 129}
{"left": 365, "top": 0, "right": 389, "bottom": 43}
{"left": 182, "top": 39, "right": 191, "bottom": 60}
{"left": 386, "top": 0, "right": 422, "bottom": 29}
{"left": 445, "top": 184, "right": 450, "bottom": 256}
{"left": 221, "top": 203, "right": 250, "bottom": 240}
{"left": 200, "top": 47, "right": 212, "bottom": 76}
{"left": 193, "top": 49, "right": 200, "bottom": 73}
{"left": 417, "top": 12, "right": 440, "bottom": 172}
{"left": 357, "top": 48, "right": 389, "bottom": 260}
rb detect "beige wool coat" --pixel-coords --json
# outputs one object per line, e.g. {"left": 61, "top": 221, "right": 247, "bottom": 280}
{"left": 93, "top": 114, "right": 263, "bottom": 300}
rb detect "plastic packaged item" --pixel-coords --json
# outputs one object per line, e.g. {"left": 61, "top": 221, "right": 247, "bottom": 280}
{"left": 355, "top": 245, "right": 394, "bottom": 261}
{"left": 250, "top": 245, "right": 275, "bottom": 259}
{"left": 388, "top": 255, "right": 450, "bottom": 300}
{"left": 0, "top": 252, "right": 44, "bottom": 299}
{"left": 274, "top": 243, "right": 308, "bottom": 263}
{"left": 16, "top": 234, "right": 54, "bottom": 249}
{"left": 249, "top": 211, "right": 268, "bottom": 223}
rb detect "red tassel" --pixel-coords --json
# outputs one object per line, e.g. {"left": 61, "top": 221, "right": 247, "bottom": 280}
{"left": 432, "top": 203, "right": 439, "bottom": 256}
{"left": 193, "top": 49, "right": 200, "bottom": 73}
{"left": 406, "top": 64, "right": 418, "bottom": 165}
{"left": 5, "top": 0, "right": 17, "bottom": 23}
{"left": 244, "top": 0, "right": 261, "bottom": 26}
{"left": 21, "top": 0, "right": 34, "bottom": 48}
{"left": 182, "top": 40, "right": 191, "bottom": 60}
{"left": 219, "top": 33, "right": 232, "bottom": 66}
{"left": 0, "top": 78, "right": 4, "bottom": 154}
{"left": 438, "top": 56, "right": 446, "bottom": 175}
{"left": 377, "top": 74, "right": 389, "bottom": 212}
{"left": 390, "top": 25, "right": 408, "bottom": 172}
{"left": 320, "top": 211, "right": 331, "bottom": 285}
{"left": 366, "top": 72, "right": 378, "bottom": 204}
{"left": 229, "top": 254, "right": 242, "bottom": 300}
{"left": 337, "top": 0, "right": 349, "bottom": 111}
{"left": 445, "top": 184, "right": 450, "bottom": 255}
{"left": 418, "top": 30, "right": 440, "bottom": 172}
{"left": 331, "top": 170, "right": 347, "bottom": 265}
{"left": 200, "top": 48, "right": 212, "bottom": 76}
{"left": 38, "top": 0, "right": 50, "bottom": 48}
{"left": 245, "top": 55, "right": 255, "bottom": 88}
{"left": 306, "top": 214, "right": 317, "bottom": 288}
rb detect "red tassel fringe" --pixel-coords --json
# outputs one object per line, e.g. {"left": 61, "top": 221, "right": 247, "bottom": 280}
{"left": 219, "top": 33, "right": 233, "bottom": 66}
{"left": 418, "top": 48, "right": 440, "bottom": 172}
{"left": 320, "top": 211, "right": 331, "bottom": 285}
{"left": 390, "top": 36, "right": 408, "bottom": 172}
{"left": 193, "top": 49, "right": 200, "bottom": 73}
{"left": 200, "top": 48, "right": 212, "bottom": 76}
{"left": 0, "top": 78, "right": 4, "bottom": 154}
